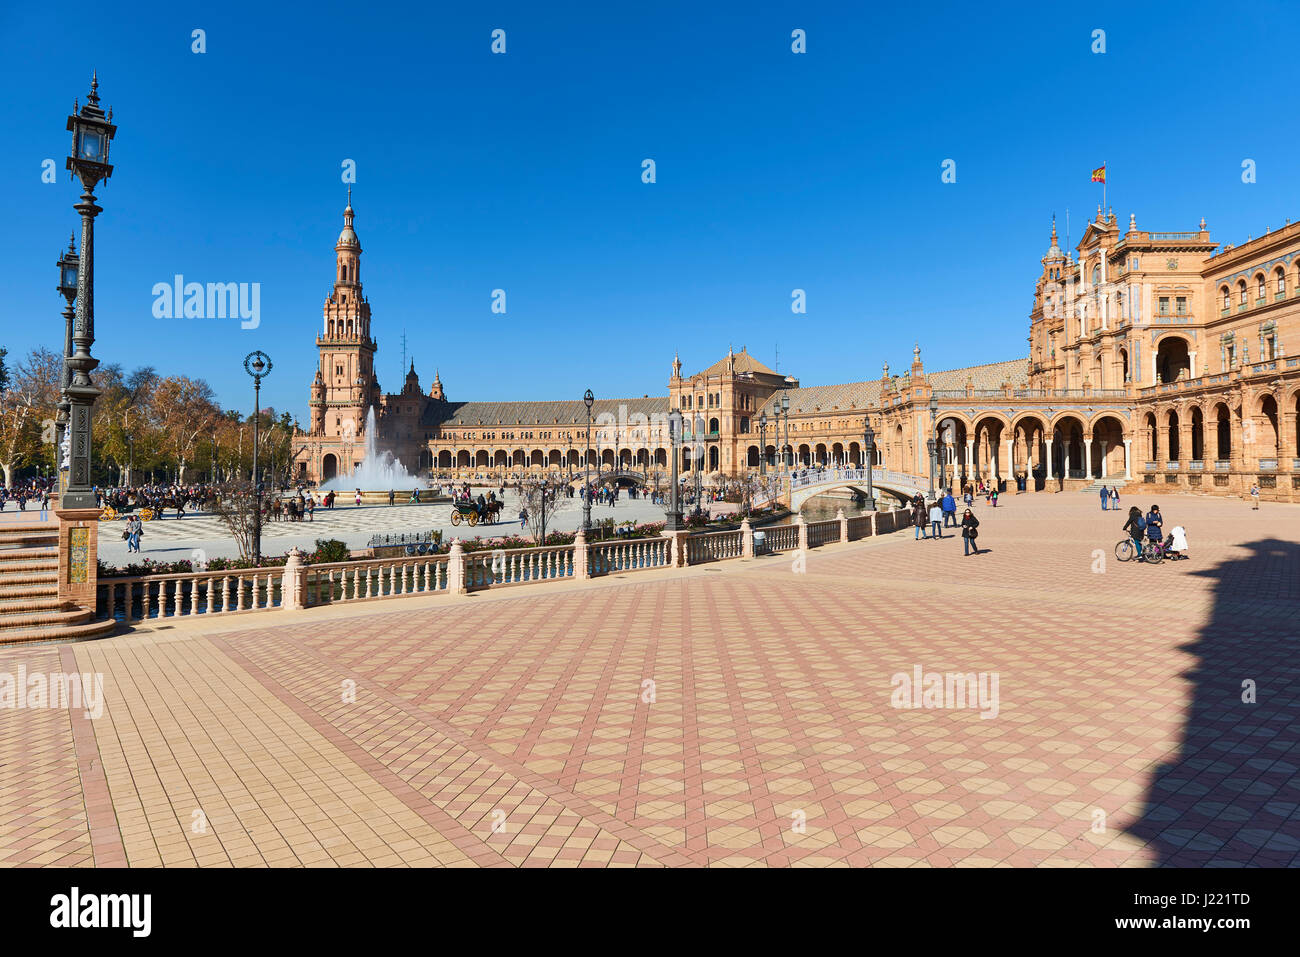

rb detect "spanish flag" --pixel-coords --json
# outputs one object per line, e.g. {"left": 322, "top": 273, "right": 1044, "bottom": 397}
{"left": 1091, "top": 165, "right": 1106, "bottom": 183}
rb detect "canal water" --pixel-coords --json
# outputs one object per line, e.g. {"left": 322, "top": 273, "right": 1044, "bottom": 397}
{"left": 794, "top": 490, "right": 906, "bottom": 522}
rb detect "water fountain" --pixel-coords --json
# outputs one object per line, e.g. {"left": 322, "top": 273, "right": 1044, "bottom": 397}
{"left": 319, "top": 407, "right": 436, "bottom": 502}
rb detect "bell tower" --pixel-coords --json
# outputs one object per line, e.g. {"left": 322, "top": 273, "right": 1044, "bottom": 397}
{"left": 314, "top": 190, "right": 378, "bottom": 439}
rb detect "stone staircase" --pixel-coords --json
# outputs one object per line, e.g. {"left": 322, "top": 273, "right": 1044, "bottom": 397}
{"left": 1080, "top": 477, "right": 1136, "bottom": 493}
{"left": 0, "top": 523, "right": 116, "bottom": 644}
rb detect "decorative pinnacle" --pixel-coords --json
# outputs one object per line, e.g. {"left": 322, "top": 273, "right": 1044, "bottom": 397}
{"left": 87, "top": 70, "right": 100, "bottom": 106}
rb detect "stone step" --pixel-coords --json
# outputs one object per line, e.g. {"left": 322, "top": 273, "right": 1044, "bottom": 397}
{"left": 0, "top": 557, "right": 60, "bottom": 573}
{"left": 0, "top": 596, "right": 66, "bottom": 614}
{"left": 0, "top": 604, "right": 93, "bottom": 632}
{"left": 0, "top": 616, "right": 117, "bottom": 646}
{"left": 0, "top": 530, "right": 59, "bottom": 547}
{"left": 0, "top": 545, "right": 58, "bottom": 558}
{"left": 0, "top": 582, "right": 59, "bottom": 600}
{"left": 0, "top": 569, "right": 58, "bottom": 585}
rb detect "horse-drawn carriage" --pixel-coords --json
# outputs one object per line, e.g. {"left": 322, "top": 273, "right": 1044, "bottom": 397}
{"left": 449, "top": 499, "right": 503, "bottom": 526}
{"left": 100, "top": 502, "right": 155, "bottom": 522}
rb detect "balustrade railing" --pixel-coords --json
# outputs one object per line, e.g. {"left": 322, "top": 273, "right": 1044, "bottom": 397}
{"left": 807, "top": 520, "right": 839, "bottom": 548}
{"left": 686, "top": 530, "right": 744, "bottom": 564}
{"left": 98, "top": 567, "right": 282, "bottom": 625}
{"left": 847, "top": 515, "right": 874, "bottom": 541}
{"left": 93, "top": 501, "right": 921, "bottom": 630}
{"left": 305, "top": 555, "right": 449, "bottom": 606}
{"left": 590, "top": 537, "right": 670, "bottom": 575}
{"left": 763, "top": 524, "right": 800, "bottom": 551}
{"left": 465, "top": 546, "right": 575, "bottom": 590}
{"left": 1214, "top": 460, "right": 1231, "bottom": 471}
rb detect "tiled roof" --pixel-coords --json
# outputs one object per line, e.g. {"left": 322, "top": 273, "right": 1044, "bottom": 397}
{"left": 434, "top": 396, "right": 669, "bottom": 428}
{"left": 769, "top": 358, "right": 1028, "bottom": 415}
{"left": 693, "top": 349, "right": 779, "bottom": 378}
{"left": 929, "top": 358, "right": 1029, "bottom": 390}
{"left": 766, "top": 381, "right": 883, "bottom": 416}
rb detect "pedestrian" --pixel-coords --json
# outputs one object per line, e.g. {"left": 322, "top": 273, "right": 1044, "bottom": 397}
{"left": 1122, "top": 506, "right": 1145, "bottom": 557}
{"left": 912, "top": 496, "right": 928, "bottom": 540}
{"left": 388, "top": 489, "right": 395, "bottom": 506}
{"left": 991, "top": 486, "right": 999, "bottom": 507}
{"left": 960, "top": 508, "right": 980, "bottom": 555}
{"left": 1110, "top": 487, "right": 1119, "bottom": 511}
{"left": 929, "top": 500, "right": 943, "bottom": 539}
{"left": 941, "top": 489, "right": 957, "bottom": 527}
{"left": 1099, "top": 485, "right": 1109, "bottom": 511}
{"left": 1250, "top": 484, "right": 1260, "bottom": 510}
{"left": 519, "top": 506, "right": 528, "bottom": 529}
{"left": 307, "top": 496, "right": 315, "bottom": 522}
{"left": 355, "top": 489, "right": 362, "bottom": 507}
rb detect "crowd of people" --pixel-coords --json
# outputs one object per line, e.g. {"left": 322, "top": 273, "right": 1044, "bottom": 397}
{"left": 0, "top": 477, "right": 55, "bottom": 517}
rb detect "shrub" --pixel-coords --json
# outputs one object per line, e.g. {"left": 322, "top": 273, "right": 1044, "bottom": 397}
{"left": 310, "top": 538, "right": 350, "bottom": 563}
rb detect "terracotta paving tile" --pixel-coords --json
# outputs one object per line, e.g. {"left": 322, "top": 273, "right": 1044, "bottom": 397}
{"left": 1, "top": 494, "right": 1297, "bottom": 866}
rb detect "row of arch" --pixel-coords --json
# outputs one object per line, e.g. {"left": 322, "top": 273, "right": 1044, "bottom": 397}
{"left": 1219, "top": 263, "right": 1296, "bottom": 310}
{"left": 1142, "top": 390, "right": 1300, "bottom": 463}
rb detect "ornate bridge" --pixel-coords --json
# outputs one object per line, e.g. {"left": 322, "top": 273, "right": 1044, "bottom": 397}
{"left": 755, "top": 467, "right": 931, "bottom": 511}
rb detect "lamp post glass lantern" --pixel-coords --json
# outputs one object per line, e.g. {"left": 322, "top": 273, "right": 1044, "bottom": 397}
{"left": 244, "top": 351, "right": 273, "bottom": 563}
{"left": 863, "top": 421, "right": 876, "bottom": 511}
{"left": 928, "top": 394, "right": 939, "bottom": 499}
{"left": 54, "top": 236, "right": 79, "bottom": 495}
{"left": 60, "top": 74, "right": 116, "bottom": 510}
{"left": 664, "top": 409, "right": 684, "bottom": 530}
{"left": 758, "top": 411, "right": 767, "bottom": 476}
{"left": 582, "top": 389, "right": 594, "bottom": 530}
{"left": 781, "top": 394, "right": 791, "bottom": 469}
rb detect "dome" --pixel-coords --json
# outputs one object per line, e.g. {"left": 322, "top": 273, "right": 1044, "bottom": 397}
{"left": 336, "top": 192, "right": 360, "bottom": 248}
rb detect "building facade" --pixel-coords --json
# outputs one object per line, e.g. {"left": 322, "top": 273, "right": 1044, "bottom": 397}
{"left": 292, "top": 201, "right": 1300, "bottom": 501}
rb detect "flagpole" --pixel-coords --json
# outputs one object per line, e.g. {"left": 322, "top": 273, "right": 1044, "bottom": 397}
{"left": 1103, "top": 160, "right": 1107, "bottom": 217}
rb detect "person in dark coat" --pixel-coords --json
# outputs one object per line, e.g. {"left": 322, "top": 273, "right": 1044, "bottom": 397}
{"left": 912, "top": 496, "right": 929, "bottom": 539}
{"left": 1122, "top": 506, "right": 1145, "bottom": 556}
{"left": 960, "top": 508, "right": 980, "bottom": 555}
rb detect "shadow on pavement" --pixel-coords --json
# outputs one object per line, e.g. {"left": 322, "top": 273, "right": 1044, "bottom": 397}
{"left": 1125, "top": 537, "right": 1300, "bottom": 866}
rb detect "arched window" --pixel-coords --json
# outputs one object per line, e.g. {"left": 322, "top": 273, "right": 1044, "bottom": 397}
{"left": 1222, "top": 287, "right": 1231, "bottom": 311}
{"left": 1257, "top": 274, "right": 1266, "bottom": 301}
{"left": 1092, "top": 265, "right": 1100, "bottom": 285}
{"left": 1276, "top": 268, "right": 1286, "bottom": 298}
{"left": 1238, "top": 280, "right": 1248, "bottom": 306}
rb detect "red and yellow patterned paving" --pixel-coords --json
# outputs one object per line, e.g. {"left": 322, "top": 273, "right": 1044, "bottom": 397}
{"left": 2, "top": 492, "right": 1297, "bottom": 867}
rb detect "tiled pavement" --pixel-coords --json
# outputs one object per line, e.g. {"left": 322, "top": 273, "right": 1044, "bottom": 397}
{"left": 2, "top": 491, "right": 1297, "bottom": 867}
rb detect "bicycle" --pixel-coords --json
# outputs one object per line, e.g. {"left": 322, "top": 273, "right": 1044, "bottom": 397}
{"left": 1141, "top": 538, "right": 1167, "bottom": 564}
{"left": 1114, "top": 538, "right": 1143, "bottom": 562}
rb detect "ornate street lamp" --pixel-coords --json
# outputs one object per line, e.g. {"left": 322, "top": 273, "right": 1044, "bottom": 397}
{"left": 863, "top": 420, "right": 877, "bottom": 511}
{"left": 583, "top": 389, "right": 594, "bottom": 530}
{"left": 781, "top": 393, "right": 791, "bottom": 469}
{"left": 567, "top": 421, "right": 574, "bottom": 482}
{"left": 54, "top": 235, "right": 79, "bottom": 497}
{"left": 758, "top": 411, "right": 768, "bottom": 476}
{"left": 244, "top": 351, "right": 272, "bottom": 563}
{"left": 664, "top": 409, "right": 684, "bottom": 530}
{"left": 928, "top": 393, "right": 939, "bottom": 499}
{"left": 61, "top": 73, "right": 116, "bottom": 510}
{"left": 691, "top": 415, "right": 703, "bottom": 516}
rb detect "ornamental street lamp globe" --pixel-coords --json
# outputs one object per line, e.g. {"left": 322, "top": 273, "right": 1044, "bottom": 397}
{"left": 244, "top": 351, "right": 273, "bottom": 563}
{"left": 60, "top": 73, "right": 116, "bottom": 510}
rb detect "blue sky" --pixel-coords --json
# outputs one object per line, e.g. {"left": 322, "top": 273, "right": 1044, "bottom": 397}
{"left": 3, "top": 0, "right": 1298, "bottom": 417}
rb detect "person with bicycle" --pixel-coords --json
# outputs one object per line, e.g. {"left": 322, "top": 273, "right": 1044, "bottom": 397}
{"left": 1122, "top": 506, "right": 1145, "bottom": 557}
